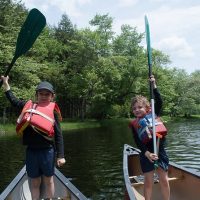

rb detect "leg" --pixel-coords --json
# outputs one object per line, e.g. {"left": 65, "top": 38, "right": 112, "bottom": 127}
{"left": 43, "top": 175, "right": 55, "bottom": 198}
{"left": 26, "top": 148, "right": 42, "bottom": 200}
{"left": 30, "top": 177, "right": 41, "bottom": 200}
{"left": 39, "top": 148, "right": 55, "bottom": 198}
{"left": 157, "top": 167, "right": 170, "bottom": 200}
{"left": 144, "top": 171, "right": 154, "bottom": 200}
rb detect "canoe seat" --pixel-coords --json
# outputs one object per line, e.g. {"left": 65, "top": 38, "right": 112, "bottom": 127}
{"left": 41, "top": 198, "right": 67, "bottom": 200}
{"left": 130, "top": 175, "right": 144, "bottom": 183}
{"left": 168, "top": 177, "right": 179, "bottom": 181}
{"left": 130, "top": 175, "right": 144, "bottom": 188}
{"left": 130, "top": 175, "right": 179, "bottom": 186}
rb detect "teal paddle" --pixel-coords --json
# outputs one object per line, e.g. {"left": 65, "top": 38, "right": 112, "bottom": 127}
{"left": 144, "top": 15, "right": 158, "bottom": 168}
{"left": 0, "top": 8, "right": 46, "bottom": 86}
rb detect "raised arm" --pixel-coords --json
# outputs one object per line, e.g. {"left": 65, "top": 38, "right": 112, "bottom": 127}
{"left": 1, "top": 76, "right": 26, "bottom": 109}
{"left": 149, "top": 75, "right": 163, "bottom": 116}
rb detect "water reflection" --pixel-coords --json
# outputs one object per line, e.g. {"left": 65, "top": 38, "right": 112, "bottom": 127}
{"left": 60, "top": 125, "right": 132, "bottom": 199}
{"left": 0, "top": 120, "right": 200, "bottom": 199}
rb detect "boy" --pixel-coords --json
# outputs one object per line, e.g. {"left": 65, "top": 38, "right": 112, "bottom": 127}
{"left": 1, "top": 76, "right": 66, "bottom": 200}
{"left": 129, "top": 76, "right": 170, "bottom": 200}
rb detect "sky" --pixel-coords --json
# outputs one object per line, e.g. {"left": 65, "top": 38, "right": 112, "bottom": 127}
{"left": 20, "top": 0, "right": 200, "bottom": 74}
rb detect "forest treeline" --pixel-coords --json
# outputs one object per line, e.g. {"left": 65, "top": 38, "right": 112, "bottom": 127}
{"left": 0, "top": 0, "right": 200, "bottom": 122}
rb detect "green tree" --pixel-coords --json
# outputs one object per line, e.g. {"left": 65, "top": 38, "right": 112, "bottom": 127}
{"left": 89, "top": 14, "right": 114, "bottom": 57}
{"left": 54, "top": 14, "right": 75, "bottom": 43}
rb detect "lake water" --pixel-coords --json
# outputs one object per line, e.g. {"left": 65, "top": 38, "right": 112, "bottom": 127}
{"left": 0, "top": 119, "right": 200, "bottom": 199}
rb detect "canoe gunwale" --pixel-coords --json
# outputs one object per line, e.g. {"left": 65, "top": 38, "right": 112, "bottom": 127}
{"left": 54, "top": 167, "right": 88, "bottom": 200}
{"left": 0, "top": 165, "right": 26, "bottom": 200}
{"left": 123, "top": 144, "right": 139, "bottom": 200}
{"left": 168, "top": 161, "right": 200, "bottom": 179}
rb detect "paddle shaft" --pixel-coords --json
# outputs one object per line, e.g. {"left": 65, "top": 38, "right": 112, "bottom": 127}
{"left": 145, "top": 16, "right": 157, "bottom": 156}
{"left": 5, "top": 57, "right": 17, "bottom": 76}
{"left": 0, "top": 58, "right": 16, "bottom": 87}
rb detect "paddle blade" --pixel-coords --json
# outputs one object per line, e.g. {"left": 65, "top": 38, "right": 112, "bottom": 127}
{"left": 14, "top": 8, "right": 46, "bottom": 59}
{"left": 0, "top": 8, "right": 46, "bottom": 87}
{"left": 145, "top": 15, "right": 152, "bottom": 75}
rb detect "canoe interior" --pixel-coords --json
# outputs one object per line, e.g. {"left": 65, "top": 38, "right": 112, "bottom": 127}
{"left": 0, "top": 166, "right": 88, "bottom": 200}
{"left": 124, "top": 144, "right": 200, "bottom": 200}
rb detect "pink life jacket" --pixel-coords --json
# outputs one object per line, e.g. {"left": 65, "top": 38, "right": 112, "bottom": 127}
{"left": 16, "top": 100, "right": 62, "bottom": 137}
{"left": 129, "top": 113, "right": 167, "bottom": 144}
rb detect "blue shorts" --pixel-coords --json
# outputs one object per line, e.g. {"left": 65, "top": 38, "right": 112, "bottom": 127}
{"left": 26, "top": 147, "right": 55, "bottom": 178}
{"left": 140, "top": 147, "right": 169, "bottom": 173}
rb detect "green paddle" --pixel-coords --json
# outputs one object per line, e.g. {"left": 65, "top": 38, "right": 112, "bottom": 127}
{"left": 145, "top": 15, "right": 158, "bottom": 169}
{"left": 0, "top": 8, "right": 46, "bottom": 86}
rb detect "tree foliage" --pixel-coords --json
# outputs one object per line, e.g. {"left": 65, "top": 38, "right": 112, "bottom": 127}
{"left": 0, "top": 0, "right": 200, "bottom": 122}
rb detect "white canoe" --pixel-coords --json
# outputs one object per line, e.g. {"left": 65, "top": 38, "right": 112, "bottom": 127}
{"left": 123, "top": 144, "right": 200, "bottom": 200}
{"left": 0, "top": 165, "right": 88, "bottom": 200}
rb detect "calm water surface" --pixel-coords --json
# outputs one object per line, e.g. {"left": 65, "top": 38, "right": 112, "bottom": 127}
{"left": 0, "top": 119, "right": 200, "bottom": 199}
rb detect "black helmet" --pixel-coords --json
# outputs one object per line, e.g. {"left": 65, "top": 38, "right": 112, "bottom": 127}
{"left": 36, "top": 81, "right": 54, "bottom": 93}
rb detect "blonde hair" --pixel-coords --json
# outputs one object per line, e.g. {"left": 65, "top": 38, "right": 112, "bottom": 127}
{"left": 131, "top": 95, "right": 150, "bottom": 112}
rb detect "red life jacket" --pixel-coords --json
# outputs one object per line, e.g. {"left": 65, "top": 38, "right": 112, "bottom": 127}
{"left": 16, "top": 100, "right": 62, "bottom": 137}
{"left": 129, "top": 113, "right": 167, "bottom": 144}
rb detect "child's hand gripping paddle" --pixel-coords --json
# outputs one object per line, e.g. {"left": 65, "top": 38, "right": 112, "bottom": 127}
{"left": 0, "top": 8, "right": 46, "bottom": 87}
{"left": 144, "top": 15, "right": 158, "bottom": 169}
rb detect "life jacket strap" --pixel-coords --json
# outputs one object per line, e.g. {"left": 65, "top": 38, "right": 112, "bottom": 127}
{"left": 25, "top": 109, "right": 55, "bottom": 124}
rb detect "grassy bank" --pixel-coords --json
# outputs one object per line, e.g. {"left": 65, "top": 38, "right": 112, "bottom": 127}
{"left": 62, "top": 118, "right": 130, "bottom": 130}
{"left": 61, "top": 119, "right": 102, "bottom": 130}
{"left": 0, "top": 115, "right": 199, "bottom": 136}
{"left": 0, "top": 120, "right": 101, "bottom": 135}
{"left": 0, "top": 118, "right": 130, "bottom": 136}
